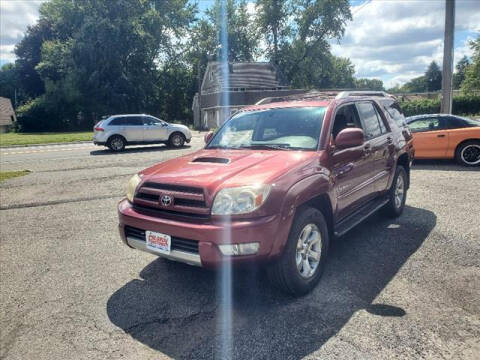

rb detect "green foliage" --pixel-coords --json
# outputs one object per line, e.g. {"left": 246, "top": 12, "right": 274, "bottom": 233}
{"left": 453, "top": 56, "right": 470, "bottom": 89}
{"left": 425, "top": 61, "right": 442, "bottom": 92}
{"left": 355, "top": 78, "right": 384, "bottom": 91}
{"left": 13, "top": 0, "right": 196, "bottom": 132}
{"left": 399, "top": 94, "right": 480, "bottom": 117}
{"left": 0, "top": 64, "right": 18, "bottom": 101}
{"left": 461, "top": 36, "right": 480, "bottom": 92}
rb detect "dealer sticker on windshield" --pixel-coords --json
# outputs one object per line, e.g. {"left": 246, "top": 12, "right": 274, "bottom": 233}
{"left": 146, "top": 230, "right": 171, "bottom": 255}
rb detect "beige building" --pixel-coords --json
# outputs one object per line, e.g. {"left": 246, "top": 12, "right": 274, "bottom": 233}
{"left": 0, "top": 97, "right": 16, "bottom": 133}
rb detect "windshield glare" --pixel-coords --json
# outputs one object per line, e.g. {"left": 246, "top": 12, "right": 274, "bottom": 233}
{"left": 207, "top": 107, "right": 326, "bottom": 150}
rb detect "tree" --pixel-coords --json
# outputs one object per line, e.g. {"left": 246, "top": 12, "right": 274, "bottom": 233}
{"left": 14, "top": 0, "right": 197, "bottom": 131}
{"left": 355, "top": 78, "right": 384, "bottom": 91}
{"left": 461, "top": 36, "right": 480, "bottom": 92}
{"left": 0, "top": 64, "right": 18, "bottom": 103}
{"left": 204, "top": 0, "right": 260, "bottom": 62}
{"left": 425, "top": 61, "right": 442, "bottom": 92}
{"left": 453, "top": 56, "right": 470, "bottom": 89}
{"left": 256, "top": 0, "right": 290, "bottom": 64}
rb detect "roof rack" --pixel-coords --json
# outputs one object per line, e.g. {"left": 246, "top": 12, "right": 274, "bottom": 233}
{"left": 335, "top": 91, "right": 395, "bottom": 99}
{"left": 256, "top": 91, "right": 340, "bottom": 105}
{"left": 256, "top": 90, "right": 396, "bottom": 105}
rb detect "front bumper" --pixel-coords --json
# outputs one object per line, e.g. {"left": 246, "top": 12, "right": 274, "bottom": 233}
{"left": 118, "top": 199, "right": 288, "bottom": 268}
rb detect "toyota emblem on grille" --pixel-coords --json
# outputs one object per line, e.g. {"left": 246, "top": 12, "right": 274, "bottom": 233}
{"left": 161, "top": 195, "right": 172, "bottom": 207}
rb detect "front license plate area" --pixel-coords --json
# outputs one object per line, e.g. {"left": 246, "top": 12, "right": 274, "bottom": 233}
{"left": 146, "top": 230, "right": 171, "bottom": 255}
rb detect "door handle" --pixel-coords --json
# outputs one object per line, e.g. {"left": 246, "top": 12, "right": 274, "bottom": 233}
{"left": 364, "top": 144, "right": 371, "bottom": 155}
{"left": 437, "top": 134, "right": 446, "bottom": 138}
{"left": 387, "top": 136, "right": 393, "bottom": 144}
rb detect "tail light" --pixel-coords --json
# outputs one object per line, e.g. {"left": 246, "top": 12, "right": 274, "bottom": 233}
{"left": 95, "top": 127, "right": 104, "bottom": 132}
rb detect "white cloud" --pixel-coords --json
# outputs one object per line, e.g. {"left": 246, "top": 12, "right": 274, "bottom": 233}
{"left": 0, "top": 0, "right": 45, "bottom": 63}
{"left": 332, "top": 0, "right": 480, "bottom": 88}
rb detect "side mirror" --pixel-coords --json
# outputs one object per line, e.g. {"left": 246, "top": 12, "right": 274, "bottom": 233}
{"left": 335, "top": 128, "right": 365, "bottom": 149}
{"left": 204, "top": 132, "right": 214, "bottom": 144}
{"left": 162, "top": 122, "right": 168, "bottom": 127}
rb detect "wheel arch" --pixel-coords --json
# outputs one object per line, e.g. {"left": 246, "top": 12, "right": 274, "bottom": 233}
{"left": 107, "top": 133, "right": 127, "bottom": 144}
{"left": 396, "top": 153, "right": 410, "bottom": 189}
{"left": 454, "top": 138, "right": 480, "bottom": 154}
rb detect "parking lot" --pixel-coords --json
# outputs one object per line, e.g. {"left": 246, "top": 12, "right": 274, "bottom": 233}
{"left": 1, "top": 134, "right": 479, "bottom": 359}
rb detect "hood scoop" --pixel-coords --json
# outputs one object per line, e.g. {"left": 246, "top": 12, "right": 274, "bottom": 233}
{"left": 192, "top": 157, "right": 230, "bottom": 164}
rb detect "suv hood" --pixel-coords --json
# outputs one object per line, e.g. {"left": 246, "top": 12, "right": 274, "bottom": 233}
{"left": 140, "top": 149, "right": 318, "bottom": 196}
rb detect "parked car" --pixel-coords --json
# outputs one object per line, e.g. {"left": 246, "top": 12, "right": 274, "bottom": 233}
{"left": 406, "top": 114, "right": 480, "bottom": 166}
{"left": 118, "top": 91, "right": 414, "bottom": 295}
{"left": 93, "top": 114, "right": 192, "bottom": 151}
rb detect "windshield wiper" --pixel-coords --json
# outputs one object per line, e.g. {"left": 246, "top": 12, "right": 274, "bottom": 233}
{"left": 238, "top": 144, "right": 291, "bottom": 151}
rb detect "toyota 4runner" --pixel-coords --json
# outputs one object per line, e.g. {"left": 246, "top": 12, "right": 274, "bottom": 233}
{"left": 118, "top": 91, "right": 414, "bottom": 295}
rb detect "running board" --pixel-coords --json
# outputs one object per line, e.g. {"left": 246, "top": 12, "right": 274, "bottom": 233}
{"left": 334, "top": 196, "right": 389, "bottom": 237}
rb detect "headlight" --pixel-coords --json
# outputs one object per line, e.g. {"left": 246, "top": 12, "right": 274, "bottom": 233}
{"left": 212, "top": 184, "right": 271, "bottom": 215}
{"left": 126, "top": 174, "right": 142, "bottom": 202}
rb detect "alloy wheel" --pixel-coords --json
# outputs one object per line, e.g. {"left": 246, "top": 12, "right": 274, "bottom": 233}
{"left": 394, "top": 173, "right": 405, "bottom": 209}
{"left": 295, "top": 224, "right": 322, "bottom": 279}
{"left": 461, "top": 144, "right": 480, "bottom": 165}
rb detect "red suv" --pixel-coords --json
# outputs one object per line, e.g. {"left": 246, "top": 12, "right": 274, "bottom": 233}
{"left": 118, "top": 91, "right": 414, "bottom": 295}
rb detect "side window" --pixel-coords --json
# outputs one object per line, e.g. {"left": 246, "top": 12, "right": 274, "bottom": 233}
{"left": 408, "top": 117, "right": 443, "bottom": 133}
{"left": 384, "top": 101, "right": 406, "bottom": 127}
{"left": 443, "top": 116, "right": 467, "bottom": 129}
{"left": 356, "top": 102, "right": 384, "bottom": 139}
{"left": 144, "top": 116, "right": 162, "bottom": 126}
{"left": 108, "top": 117, "right": 123, "bottom": 126}
{"left": 125, "top": 116, "right": 143, "bottom": 126}
{"left": 332, "top": 104, "right": 361, "bottom": 139}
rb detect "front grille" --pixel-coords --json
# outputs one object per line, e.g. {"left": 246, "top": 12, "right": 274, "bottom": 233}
{"left": 133, "top": 204, "right": 210, "bottom": 221}
{"left": 174, "top": 198, "right": 206, "bottom": 208}
{"left": 142, "top": 182, "right": 203, "bottom": 195}
{"left": 134, "top": 182, "right": 209, "bottom": 222}
{"left": 125, "top": 225, "right": 199, "bottom": 254}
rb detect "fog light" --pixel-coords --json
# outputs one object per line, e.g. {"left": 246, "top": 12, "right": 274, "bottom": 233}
{"left": 218, "top": 242, "right": 259, "bottom": 256}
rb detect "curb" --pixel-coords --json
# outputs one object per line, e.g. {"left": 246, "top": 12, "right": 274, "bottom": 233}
{"left": 0, "top": 141, "right": 92, "bottom": 149}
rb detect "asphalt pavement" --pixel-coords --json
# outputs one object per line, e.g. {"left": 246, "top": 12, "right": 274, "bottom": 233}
{"left": 0, "top": 136, "right": 479, "bottom": 360}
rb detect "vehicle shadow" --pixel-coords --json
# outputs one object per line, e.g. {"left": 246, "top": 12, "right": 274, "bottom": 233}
{"left": 107, "top": 205, "right": 436, "bottom": 359}
{"left": 412, "top": 159, "right": 476, "bottom": 171}
{"left": 90, "top": 145, "right": 191, "bottom": 156}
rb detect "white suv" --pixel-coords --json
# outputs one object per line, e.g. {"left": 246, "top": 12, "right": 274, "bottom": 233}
{"left": 93, "top": 114, "right": 192, "bottom": 151}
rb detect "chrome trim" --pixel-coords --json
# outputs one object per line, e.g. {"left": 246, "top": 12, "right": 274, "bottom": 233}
{"left": 126, "top": 237, "right": 202, "bottom": 267}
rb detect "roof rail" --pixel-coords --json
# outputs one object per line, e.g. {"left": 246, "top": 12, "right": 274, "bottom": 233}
{"left": 335, "top": 91, "right": 395, "bottom": 99}
{"left": 256, "top": 90, "right": 340, "bottom": 105}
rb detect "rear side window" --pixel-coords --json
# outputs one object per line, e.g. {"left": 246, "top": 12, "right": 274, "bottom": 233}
{"left": 108, "top": 117, "right": 123, "bottom": 126}
{"left": 356, "top": 102, "right": 386, "bottom": 139}
{"left": 383, "top": 101, "right": 406, "bottom": 127}
{"left": 108, "top": 116, "right": 143, "bottom": 126}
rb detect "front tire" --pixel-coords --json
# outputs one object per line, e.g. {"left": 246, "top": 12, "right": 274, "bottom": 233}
{"left": 267, "top": 207, "right": 329, "bottom": 296}
{"left": 455, "top": 140, "right": 480, "bottom": 166}
{"left": 382, "top": 166, "right": 407, "bottom": 218}
{"left": 168, "top": 133, "right": 185, "bottom": 148}
{"left": 107, "top": 135, "right": 126, "bottom": 152}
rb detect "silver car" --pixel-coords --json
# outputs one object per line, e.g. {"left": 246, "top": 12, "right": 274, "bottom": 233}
{"left": 93, "top": 114, "right": 192, "bottom": 151}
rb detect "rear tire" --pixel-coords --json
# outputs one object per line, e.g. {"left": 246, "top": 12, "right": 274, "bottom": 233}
{"left": 381, "top": 166, "right": 407, "bottom": 218}
{"left": 455, "top": 140, "right": 480, "bottom": 166}
{"left": 107, "top": 135, "right": 126, "bottom": 152}
{"left": 267, "top": 207, "right": 329, "bottom": 296}
{"left": 168, "top": 133, "right": 185, "bottom": 148}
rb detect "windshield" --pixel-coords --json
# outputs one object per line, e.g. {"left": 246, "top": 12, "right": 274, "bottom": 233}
{"left": 207, "top": 107, "right": 326, "bottom": 151}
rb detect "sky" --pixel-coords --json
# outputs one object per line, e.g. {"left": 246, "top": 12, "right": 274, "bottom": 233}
{"left": 1, "top": 0, "right": 479, "bottom": 88}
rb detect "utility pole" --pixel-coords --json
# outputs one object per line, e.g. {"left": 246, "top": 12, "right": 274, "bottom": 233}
{"left": 441, "top": 0, "right": 455, "bottom": 114}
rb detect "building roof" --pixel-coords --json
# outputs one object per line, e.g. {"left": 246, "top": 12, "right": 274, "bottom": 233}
{"left": 0, "top": 97, "right": 16, "bottom": 126}
{"left": 201, "top": 62, "right": 287, "bottom": 94}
